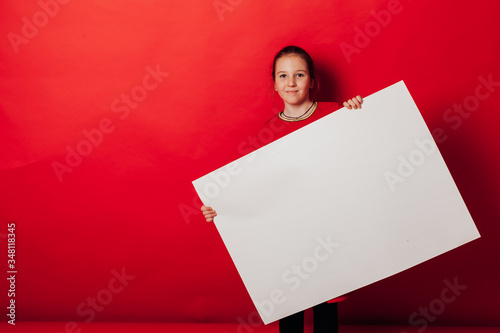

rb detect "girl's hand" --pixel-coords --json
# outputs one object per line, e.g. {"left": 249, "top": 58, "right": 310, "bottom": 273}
{"left": 343, "top": 95, "right": 363, "bottom": 110}
{"left": 201, "top": 205, "right": 217, "bottom": 222}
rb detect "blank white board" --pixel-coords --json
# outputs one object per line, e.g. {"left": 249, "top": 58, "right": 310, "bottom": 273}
{"left": 193, "top": 81, "right": 480, "bottom": 324}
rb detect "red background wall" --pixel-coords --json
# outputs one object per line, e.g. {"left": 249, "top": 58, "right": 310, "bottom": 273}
{"left": 1, "top": 0, "right": 499, "bottom": 327}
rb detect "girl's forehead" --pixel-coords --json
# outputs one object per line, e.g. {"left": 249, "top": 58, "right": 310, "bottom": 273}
{"left": 276, "top": 54, "right": 308, "bottom": 70}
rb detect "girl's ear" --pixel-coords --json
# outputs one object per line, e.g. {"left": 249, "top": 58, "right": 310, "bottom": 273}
{"left": 310, "top": 79, "right": 314, "bottom": 89}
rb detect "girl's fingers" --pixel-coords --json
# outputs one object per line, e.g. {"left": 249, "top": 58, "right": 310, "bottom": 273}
{"left": 350, "top": 97, "right": 361, "bottom": 109}
{"left": 201, "top": 205, "right": 217, "bottom": 222}
{"left": 206, "top": 212, "right": 217, "bottom": 222}
{"left": 348, "top": 99, "right": 357, "bottom": 109}
{"left": 344, "top": 96, "right": 364, "bottom": 110}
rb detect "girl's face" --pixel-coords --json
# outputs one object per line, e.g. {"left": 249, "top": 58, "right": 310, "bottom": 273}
{"left": 274, "top": 54, "right": 313, "bottom": 107}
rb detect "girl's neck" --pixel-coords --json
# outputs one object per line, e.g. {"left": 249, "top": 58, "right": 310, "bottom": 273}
{"left": 283, "top": 100, "right": 314, "bottom": 118}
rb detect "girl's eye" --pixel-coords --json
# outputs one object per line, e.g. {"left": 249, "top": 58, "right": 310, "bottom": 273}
{"left": 297, "top": 73, "right": 304, "bottom": 77}
{"left": 279, "top": 74, "right": 286, "bottom": 78}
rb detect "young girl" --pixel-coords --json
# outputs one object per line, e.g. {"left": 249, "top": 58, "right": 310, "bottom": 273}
{"left": 201, "top": 45, "right": 363, "bottom": 333}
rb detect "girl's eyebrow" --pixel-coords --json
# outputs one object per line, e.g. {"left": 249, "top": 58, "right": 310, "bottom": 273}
{"left": 276, "top": 69, "right": 307, "bottom": 74}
